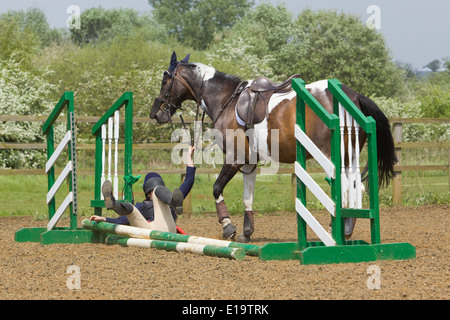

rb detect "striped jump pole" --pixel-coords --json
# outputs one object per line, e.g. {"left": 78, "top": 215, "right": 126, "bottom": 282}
{"left": 81, "top": 220, "right": 260, "bottom": 256}
{"left": 105, "top": 236, "right": 246, "bottom": 260}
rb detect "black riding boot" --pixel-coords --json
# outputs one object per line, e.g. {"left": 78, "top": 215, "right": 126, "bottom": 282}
{"left": 154, "top": 186, "right": 184, "bottom": 215}
{"left": 102, "top": 180, "right": 133, "bottom": 216}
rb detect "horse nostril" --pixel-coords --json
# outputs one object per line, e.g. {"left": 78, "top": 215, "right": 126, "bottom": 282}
{"left": 155, "top": 110, "right": 165, "bottom": 124}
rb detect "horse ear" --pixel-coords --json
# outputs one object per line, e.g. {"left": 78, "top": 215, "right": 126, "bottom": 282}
{"left": 170, "top": 51, "right": 177, "bottom": 65}
{"left": 169, "top": 51, "right": 178, "bottom": 71}
{"left": 181, "top": 53, "right": 190, "bottom": 63}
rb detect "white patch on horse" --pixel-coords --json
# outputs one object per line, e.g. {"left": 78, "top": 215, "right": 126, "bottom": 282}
{"left": 200, "top": 99, "right": 208, "bottom": 113}
{"left": 253, "top": 90, "right": 296, "bottom": 160}
{"left": 242, "top": 164, "right": 257, "bottom": 211}
{"left": 195, "top": 63, "right": 216, "bottom": 82}
{"left": 306, "top": 80, "right": 328, "bottom": 98}
{"left": 215, "top": 194, "right": 224, "bottom": 204}
{"left": 268, "top": 90, "right": 296, "bottom": 113}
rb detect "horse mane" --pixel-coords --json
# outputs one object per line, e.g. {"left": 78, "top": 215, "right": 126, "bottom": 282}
{"left": 214, "top": 70, "right": 242, "bottom": 84}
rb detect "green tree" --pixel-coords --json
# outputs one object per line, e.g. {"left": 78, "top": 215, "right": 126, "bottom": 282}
{"left": 213, "top": 5, "right": 403, "bottom": 97}
{"left": 0, "top": 8, "right": 62, "bottom": 48}
{"left": 0, "top": 11, "right": 42, "bottom": 66}
{"left": 444, "top": 57, "right": 450, "bottom": 71}
{"left": 70, "top": 7, "right": 148, "bottom": 45}
{"left": 148, "top": 0, "right": 253, "bottom": 49}
{"left": 210, "top": 3, "right": 305, "bottom": 80}
{"left": 396, "top": 61, "right": 417, "bottom": 80}
{"left": 425, "top": 59, "right": 441, "bottom": 72}
{"left": 292, "top": 9, "right": 404, "bottom": 97}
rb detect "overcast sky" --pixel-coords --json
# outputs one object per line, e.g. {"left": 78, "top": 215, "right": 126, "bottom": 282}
{"left": 0, "top": 0, "right": 448, "bottom": 70}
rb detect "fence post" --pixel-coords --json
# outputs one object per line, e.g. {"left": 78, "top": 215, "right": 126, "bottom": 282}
{"left": 393, "top": 122, "right": 402, "bottom": 206}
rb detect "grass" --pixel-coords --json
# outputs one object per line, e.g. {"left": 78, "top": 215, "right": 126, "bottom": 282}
{"left": 0, "top": 170, "right": 448, "bottom": 218}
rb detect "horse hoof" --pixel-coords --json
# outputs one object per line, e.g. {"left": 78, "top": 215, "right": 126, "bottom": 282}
{"left": 237, "top": 233, "right": 250, "bottom": 243}
{"left": 222, "top": 223, "right": 236, "bottom": 239}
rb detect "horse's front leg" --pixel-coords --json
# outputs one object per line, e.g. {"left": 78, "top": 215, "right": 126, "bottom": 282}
{"left": 213, "top": 162, "right": 243, "bottom": 239}
{"left": 236, "top": 164, "right": 257, "bottom": 243}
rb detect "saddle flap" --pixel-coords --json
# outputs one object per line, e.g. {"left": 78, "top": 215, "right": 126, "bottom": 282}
{"left": 236, "top": 89, "right": 267, "bottom": 126}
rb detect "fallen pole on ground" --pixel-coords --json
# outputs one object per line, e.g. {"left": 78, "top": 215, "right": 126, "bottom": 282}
{"left": 81, "top": 220, "right": 260, "bottom": 257}
{"left": 105, "top": 236, "right": 246, "bottom": 260}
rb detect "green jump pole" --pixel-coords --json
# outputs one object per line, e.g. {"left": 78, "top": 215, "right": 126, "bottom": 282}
{"left": 105, "top": 236, "right": 246, "bottom": 260}
{"left": 81, "top": 220, "right": 260, "bottom": 256}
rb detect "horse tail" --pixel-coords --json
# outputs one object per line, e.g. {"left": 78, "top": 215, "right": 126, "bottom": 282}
{"left": 356, "top": 94, "right": 397, "bottom": 188}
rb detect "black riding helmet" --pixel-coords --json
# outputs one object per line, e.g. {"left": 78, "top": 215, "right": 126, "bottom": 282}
{"left": 144, "top": 177, "right": 165, "bottom": 196}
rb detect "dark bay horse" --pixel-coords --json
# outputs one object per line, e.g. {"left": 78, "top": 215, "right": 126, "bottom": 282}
{"left": 150, "top": 52, "right": 396, "bottom": 243}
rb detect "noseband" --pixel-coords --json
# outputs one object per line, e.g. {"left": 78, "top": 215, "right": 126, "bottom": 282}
{"left": 158, "top": 69, "right": 194, "bottom": 117}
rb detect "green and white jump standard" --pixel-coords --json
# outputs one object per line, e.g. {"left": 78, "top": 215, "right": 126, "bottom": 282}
{"left": 82, "top": 220, "right": 260, "bottom": 258}
{"left": 15, "top": 92, "right": 93, "bottom": 244}
{"left": 90, "top": 92, "right": 139, "bottom": 216}
{"left": 258, "top": 79, "right": 416, "bottom": 265}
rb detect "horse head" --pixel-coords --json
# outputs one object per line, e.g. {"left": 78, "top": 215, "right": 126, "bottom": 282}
{"left": 150, "top": 52, "right": 194, "bottom": 124}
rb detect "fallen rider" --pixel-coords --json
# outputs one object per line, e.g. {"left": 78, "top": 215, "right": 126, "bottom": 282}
{"left": 89, "top": 146, "right": 196, "bottom": 234}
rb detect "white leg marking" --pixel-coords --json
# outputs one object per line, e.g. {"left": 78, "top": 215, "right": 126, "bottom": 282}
{"left": 215, "top": 194, "right": 224, "bottom": 204}
{"left": 242, "top": 164, "right": 257, "bottom": 211}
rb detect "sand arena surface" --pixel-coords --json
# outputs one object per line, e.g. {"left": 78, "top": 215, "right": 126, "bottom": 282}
{"left": 0, "top": 205, "right": 448, "bottom": 300}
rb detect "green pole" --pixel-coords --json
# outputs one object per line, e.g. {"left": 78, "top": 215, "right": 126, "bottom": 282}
{"left": 124, "top": 92, "right": 133, "bottom": 203}
{"left": 367, "top": 120, "right": 381, "bottom": 244}
{"left": 66, "top": 92, "right": 77, "bottom": 230}
{"left": 293, "top": 79, "right": 308, "bottom": 250}
{"left": 92, "top": 132, "right": 103, "bottom": 216}
{"left": 46, "top": 126, "right": 55, "bottom": 221}
{"left": 81, "top": 220, "right": 260, "bottom": 256}
{"left": 329, "top": 80, "right": 344, "bottom": 245}
{"left": 105, "top": 236, "right": 246, "bottom": 260}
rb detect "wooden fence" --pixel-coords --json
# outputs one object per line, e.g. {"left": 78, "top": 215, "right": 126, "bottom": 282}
{"left": 1, "top": 115, "right": 449, "bottom": 208}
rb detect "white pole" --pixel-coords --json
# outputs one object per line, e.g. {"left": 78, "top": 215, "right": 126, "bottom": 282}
{"left": 339, "top": 103, "right": 348, "bottom": 208}
{"left": 107, "top": 116, "right": 113, "bottom": 183}
{"left": 346, "top": 111, "right": 355, "bottom": 209}
{"left": 101, "top": 124, "right": 106, "bottom": 200}
{"left": 354, "top": 122, "right": 362, "bottom": 208}
{"left": 113, "top": 110, "right": 120, "bottom": 199}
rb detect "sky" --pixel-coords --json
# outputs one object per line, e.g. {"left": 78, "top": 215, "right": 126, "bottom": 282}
{"left": 0, "top": 0, "right": 449, "bottom": 70}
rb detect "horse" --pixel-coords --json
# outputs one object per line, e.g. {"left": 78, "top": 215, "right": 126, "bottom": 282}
{"left": 150, "top": 52, "right": 396, "bottom": 243}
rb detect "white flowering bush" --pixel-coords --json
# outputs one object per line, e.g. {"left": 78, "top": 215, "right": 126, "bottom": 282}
{"left": 0, "top": 59, "right": 57, "bottom": 168}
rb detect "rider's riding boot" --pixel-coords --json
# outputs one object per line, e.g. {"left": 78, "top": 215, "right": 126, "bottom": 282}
{"left": 102, "top": 180, "right": 133, "bottom": 216}
{"left": 154, "top": 186, "right": 184, "bottom": 215}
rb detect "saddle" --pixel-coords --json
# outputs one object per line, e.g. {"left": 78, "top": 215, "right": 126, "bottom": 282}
{"left": 236, "top": 74, "right": 301, "bottom": 126}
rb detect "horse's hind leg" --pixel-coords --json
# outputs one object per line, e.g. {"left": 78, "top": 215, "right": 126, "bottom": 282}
{"left": 213, "top": 163, "right": 243, "bottom": 239}
{"left": 237, "top": 164, "right": 257, "bottom": 243}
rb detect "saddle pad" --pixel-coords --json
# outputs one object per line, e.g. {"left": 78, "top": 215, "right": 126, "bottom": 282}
{"left": 267, "top": 89, "right": 297, "bottom": 114}
{"left": 235, "top": 89, "right": 296, "bottom": 126}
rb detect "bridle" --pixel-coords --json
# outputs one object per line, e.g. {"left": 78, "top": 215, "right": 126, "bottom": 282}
{"left": 154, "top": 63, "right": 202, "bottom": 146}
{"left": 153, "top": 63, "right": 244, "bottom": 147}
